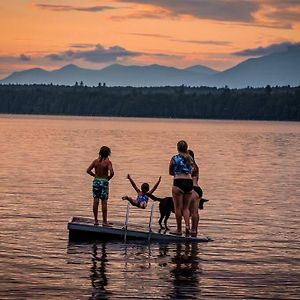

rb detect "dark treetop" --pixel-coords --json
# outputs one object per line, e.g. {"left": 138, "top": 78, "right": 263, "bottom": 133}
{"left": 0, "top": 84, "right": 299, "bottom": 121}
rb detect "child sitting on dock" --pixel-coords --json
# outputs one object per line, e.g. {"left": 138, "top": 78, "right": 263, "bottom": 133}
{"left": 122, "top": 174, "right": 161, "bottom": 209}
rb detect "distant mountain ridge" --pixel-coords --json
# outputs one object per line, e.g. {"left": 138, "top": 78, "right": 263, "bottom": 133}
{"left": 183, "top": 64, "right": 218, "bottom": 75}
{"left": 208, "top": 45, "right": 300, "bottom": 87}
{"left": 1, "top": 63, "right": 218, "bottom": 87}
{"left": 1, "top": 46, "right": 300, "bottom": 88}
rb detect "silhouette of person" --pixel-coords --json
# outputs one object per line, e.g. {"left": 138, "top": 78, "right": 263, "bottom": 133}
{"left": 90, "top": 243, "right": 112, "bottom": 299}
{"left": 168, "top": 242, "right": 202, "bottom": 299}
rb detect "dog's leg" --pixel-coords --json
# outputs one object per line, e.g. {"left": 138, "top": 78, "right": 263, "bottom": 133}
{"left": 159, "top": 213, "right": 165, "bottom": 229}
{"left": 164, "top": 211, "right": 171, "bottom": 230}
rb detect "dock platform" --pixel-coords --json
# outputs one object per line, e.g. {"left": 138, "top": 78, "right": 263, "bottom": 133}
{"left": 68, "top": 217, "right": 211, "bottom": 243}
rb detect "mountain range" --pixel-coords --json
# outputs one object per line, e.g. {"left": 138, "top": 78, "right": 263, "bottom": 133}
{"left": 1, "top": 46, "right": 299, "bottom": 88}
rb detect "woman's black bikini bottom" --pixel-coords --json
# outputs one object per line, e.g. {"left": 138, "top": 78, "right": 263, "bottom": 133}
{"left": 173, "top": 178, "right": 193, "bottom": 194}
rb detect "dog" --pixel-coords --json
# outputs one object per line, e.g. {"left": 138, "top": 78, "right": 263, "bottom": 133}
{"left": 148, "top": 194, "right": 209, "bottom": 230}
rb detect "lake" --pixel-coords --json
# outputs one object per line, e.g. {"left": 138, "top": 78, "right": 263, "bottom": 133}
{"left": 0, "top": 115, "right": 299, "bottom": 299}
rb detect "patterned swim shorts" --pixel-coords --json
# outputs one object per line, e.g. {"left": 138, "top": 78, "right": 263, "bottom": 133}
{"left": 93, "top": 178, "right": 109, "bottom": 200}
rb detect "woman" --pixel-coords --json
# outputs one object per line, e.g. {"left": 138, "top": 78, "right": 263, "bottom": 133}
{"left": 188, "top": 149, "right": 203, "bottom": 236}
{"left": 169, "top": 140, "right": 193, "bottom": 235}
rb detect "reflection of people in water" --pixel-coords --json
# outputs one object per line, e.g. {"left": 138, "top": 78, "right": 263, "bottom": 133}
{"left": 90, "top": 243, "right": 112, "bottom": 299}
{"left": 168, "top": 242, "right": 202, "bottom": 299}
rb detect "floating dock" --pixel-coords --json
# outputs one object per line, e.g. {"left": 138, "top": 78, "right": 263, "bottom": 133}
{"left": 68, "top": 216, "right": 211, "bottom": 243}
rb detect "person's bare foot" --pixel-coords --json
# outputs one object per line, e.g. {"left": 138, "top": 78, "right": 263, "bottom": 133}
{"left": 122, "top": 196, "right": 129, "bottom": 201}
{"left": 169, "top": 230, "right": 182, "bottom": 236}
{"left": 94, "top": 220, "right": 99, "bottom": 226}
{"left": 102, "top": 222, "right": 113, "bottom": 227}
{"left": 190, "top": 230, "right": 197, "bottom": 237}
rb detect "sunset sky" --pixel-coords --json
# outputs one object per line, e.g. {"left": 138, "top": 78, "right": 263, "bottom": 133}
{"left": 0, "top": 0, "right": 299, "bottom": 79}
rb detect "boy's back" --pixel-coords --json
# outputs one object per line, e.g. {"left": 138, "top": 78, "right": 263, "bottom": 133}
{"left": 93, "top": 158, "right": 111, "bottom": 179}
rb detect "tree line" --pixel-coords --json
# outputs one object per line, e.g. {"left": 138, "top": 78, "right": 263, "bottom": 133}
{"left": 0, "top": 84, "right": 299, "bottom": 121}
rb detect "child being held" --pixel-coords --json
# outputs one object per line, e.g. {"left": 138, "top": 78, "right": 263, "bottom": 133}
{"left": 122, "top": 174, "right": 161, "bottom": 209}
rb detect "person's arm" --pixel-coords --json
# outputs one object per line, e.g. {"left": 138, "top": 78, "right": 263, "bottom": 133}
{"left": 86, "top": 160, "right": 95, "bottom": 177}
{"left": 195, "top": 165, "right": 199, "bottom": 182}
{"left": 148, "top": 176, "right": 161, "bottom": 194}
{"left": 108, "top": 161, "right": 114, "bottom": 181}
{"left": 169, "top": 158, "right": 174, "bottom": 176}
{"left": 192, "top": 163, "right": 199, "bottom": 182}
{"left": 127, "top": 174, "right": 140, "bottom": 193}
{"left": 147, "top": 193, "right": 163, "bottom": 201}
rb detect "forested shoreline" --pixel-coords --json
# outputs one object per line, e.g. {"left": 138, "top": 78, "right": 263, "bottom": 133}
{"left": 0, "top": 84, "right": 299, "bottom": 121}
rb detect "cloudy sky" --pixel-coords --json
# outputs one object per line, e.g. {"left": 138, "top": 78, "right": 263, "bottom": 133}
{"left": 0, "top": 0, "right": 299, "bottom": 78}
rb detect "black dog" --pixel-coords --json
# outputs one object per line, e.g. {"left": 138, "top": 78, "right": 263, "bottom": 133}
{"left": 148, "top": 194, "right": 209, "bottom": 230}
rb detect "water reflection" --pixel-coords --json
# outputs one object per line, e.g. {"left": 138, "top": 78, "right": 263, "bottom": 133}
{"left": 90, "top": 243, "right": 111, "bottom": 300}
{"left": 67, "top": 241, "right": 203, "bottom": 299}
{"left": 168, "top": 243, "right": 202, "bottom": 299}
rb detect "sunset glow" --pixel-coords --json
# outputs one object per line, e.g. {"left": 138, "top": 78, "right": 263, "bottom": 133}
{"left": 0, "top": 0, "right": 299, "bottom": 78}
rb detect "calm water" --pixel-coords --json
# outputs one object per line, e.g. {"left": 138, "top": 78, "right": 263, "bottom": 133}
{"left": 0, "top": 115, "right": 299, "bottom": 299}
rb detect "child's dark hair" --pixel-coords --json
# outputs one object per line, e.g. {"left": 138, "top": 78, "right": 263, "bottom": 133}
{"left": 141, "top": 183, "right": 150, "bottom": 193}
{"left": 99, "top": 146, "right": 111, "bottom": 158}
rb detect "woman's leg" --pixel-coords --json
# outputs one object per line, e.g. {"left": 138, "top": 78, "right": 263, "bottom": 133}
{"left": 189, "top": 191, "right": 200, "bottom": 234}
{"left": 172, "top": 186, "right": 184, "bottom": 234}
{"left": 183, "top": 192, "right": 193, "bottom": 234}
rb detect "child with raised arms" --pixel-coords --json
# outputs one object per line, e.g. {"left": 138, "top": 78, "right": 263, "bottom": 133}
{"left": 122, "top": 174, "right": 161, "bottom": 209}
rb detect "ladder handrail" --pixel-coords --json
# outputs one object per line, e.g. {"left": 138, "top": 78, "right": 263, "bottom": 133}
{"left": 124, "top": 202, "right": 130, "bottom": 243}
{"left": 148, "top": 203, "right": 155, "bottom": 243}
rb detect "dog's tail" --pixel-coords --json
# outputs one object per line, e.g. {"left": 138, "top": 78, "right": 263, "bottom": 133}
{"left": 147, "top": 193, "right": 164, "bottom": 202}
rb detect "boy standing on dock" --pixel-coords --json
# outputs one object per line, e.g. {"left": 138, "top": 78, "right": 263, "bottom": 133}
{"left": 87, "top": 146, "right": 114, "bottom": 226}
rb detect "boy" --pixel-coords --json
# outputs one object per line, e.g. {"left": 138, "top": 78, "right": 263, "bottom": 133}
{"left": 87, "top": 146, "right": 114, "bottom": 225}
